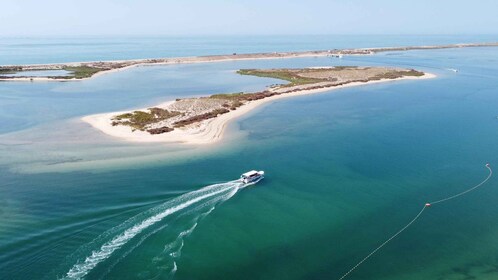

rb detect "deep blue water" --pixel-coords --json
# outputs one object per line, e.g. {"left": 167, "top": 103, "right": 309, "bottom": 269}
{"left": 0, "top": 36, "right": 498, "bottom": 280}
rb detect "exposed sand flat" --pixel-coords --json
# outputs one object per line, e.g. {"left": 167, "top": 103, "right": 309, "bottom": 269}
{"left": 0, "top": 42, "right": 495, "bottom": 81}
{"left": 82, "top": 72, "right": 435, "bottom": 145}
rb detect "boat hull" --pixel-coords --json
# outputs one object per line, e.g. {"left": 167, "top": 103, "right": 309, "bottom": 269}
{"left": 240, "top": 170, "right": 265, "bottom": 184}
{"left": 242, "top": 175, "right": 264, "bottom": 184}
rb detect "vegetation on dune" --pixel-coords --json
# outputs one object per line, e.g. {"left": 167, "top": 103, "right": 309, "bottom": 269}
{"left": 323, "top": 66, "right": 358, "bottom": 70}
{"left": 207, "top": 92, "right": 247, "bottom": 110}
{"left": 0, "top": 68, "right": 20, "bottom": 74}
{"left": 209, "top": 92, "right": 245, "bottom": 100}
{"left": 147, "top": 126, "right": 174, "bottom": 134}
{"left": 237, "top": 69, "right": 323, "bottom": 86}
{"left": 208, "top": 90, "right": 282, "bottom": 109}
{"left": 370, "top": 69, "right": 424, "bottom": 80}
{"left": 111, "top": 107, "right": 182, "bottom": 131}
{"left": 238, "top": 67, "right": 424, "bottom": 85}
{"left": 61, "top": 66, "right": 105, "bottom": 79}
{"left": 173, "top": 108, "right": 230, "bottom": 127}
{"left": 399, "top": 69, "right": 424, "bottom": 76}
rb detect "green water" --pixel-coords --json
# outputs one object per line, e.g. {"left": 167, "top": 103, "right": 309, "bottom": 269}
{"left": 1, "top": 45, "right": 498, "bottom": 279}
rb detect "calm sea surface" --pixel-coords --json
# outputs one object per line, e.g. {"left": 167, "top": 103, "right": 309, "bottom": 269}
{"left": 1, "top": 36, "right": 498, "bottom": 280}
{"left": 1, "top": 34, "right": 498, "bottom": 65}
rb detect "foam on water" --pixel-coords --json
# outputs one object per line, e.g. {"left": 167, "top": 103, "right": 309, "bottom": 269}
{"left": 61, "top": 180, "right": 243, "bottom": 280}
{"left": 144, "top": 188, "right": 239, "bottom": 279}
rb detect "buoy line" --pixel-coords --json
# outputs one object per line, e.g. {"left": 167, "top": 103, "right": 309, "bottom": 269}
{"left": 338, "top": 164, "right": 492, "bottom": 280}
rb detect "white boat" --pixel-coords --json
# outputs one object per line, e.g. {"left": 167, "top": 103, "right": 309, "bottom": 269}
{"left": 240, "top": 170, "right": 265, "bottom": 184}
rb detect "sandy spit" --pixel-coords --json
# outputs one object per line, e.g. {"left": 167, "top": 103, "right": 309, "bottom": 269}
{"left": 82, "top": 73, "right": 436, "bottom": 145}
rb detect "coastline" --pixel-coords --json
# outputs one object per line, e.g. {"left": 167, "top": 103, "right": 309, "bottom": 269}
{"left": 0, "top": 52, "right": 349, "bottom": 82}
{"left": 82, "top": 72, "right": 436, "bottom": 145}
{"left": 1, "top": 42, "right": 495, "bottom": 82}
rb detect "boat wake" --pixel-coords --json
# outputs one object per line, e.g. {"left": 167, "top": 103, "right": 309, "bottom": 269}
{"left": 59, "top": 180, "right": 244, "bottom": 280}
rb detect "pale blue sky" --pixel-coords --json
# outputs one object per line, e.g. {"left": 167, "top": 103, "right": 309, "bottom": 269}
{"left": 1, "top": 0, "right": 497, "bottom": 36}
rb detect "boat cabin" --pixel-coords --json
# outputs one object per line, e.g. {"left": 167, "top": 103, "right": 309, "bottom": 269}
{"left": 241, "top": 170, "right": 259, "bottom": 179}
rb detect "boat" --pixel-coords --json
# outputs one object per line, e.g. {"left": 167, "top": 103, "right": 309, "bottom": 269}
{"left": 240, "top": 170, "right": 265, "bottom": 184}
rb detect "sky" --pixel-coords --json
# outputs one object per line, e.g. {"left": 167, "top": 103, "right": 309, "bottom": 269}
{"left": 1, "top": 0, "right": 498, "bottom": 36}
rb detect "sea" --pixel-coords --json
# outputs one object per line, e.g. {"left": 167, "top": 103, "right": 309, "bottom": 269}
{"left": 1, "top": 35, "right": 498, "bottom": 280}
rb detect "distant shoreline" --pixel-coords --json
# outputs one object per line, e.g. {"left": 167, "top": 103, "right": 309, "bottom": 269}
{"left": 0, "top": 42, "right": 494, "bottom": 82}
{"left": 82, "top": 72, "right": 436, "bottom": 145}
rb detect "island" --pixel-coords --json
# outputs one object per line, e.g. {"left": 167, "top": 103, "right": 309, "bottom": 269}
{"left": 0, "top": 42, "right": 495, "bottom": 81}
{"left": 82, "top": 66, "right": 435, "bottom": 144}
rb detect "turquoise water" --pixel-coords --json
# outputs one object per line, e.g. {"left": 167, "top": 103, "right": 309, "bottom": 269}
{"left": 1, "top": 37, "right": 498, "bottom": 279}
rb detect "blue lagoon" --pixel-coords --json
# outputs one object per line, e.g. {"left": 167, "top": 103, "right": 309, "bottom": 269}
{"left": 1, "top": 36, "right": 498, "bottom": 280}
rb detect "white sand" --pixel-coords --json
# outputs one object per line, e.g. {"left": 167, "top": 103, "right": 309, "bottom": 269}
{"left": 82, "top": 73, "right": 436, "bottom": 145}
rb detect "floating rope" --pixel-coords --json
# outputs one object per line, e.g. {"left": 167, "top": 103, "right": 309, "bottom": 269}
{"left": 338, "top": 164, "right": 492, "bottom": 280}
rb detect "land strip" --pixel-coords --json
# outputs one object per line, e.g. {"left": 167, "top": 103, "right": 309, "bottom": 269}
{"left": 0, "top": 42, "right": 494, "bottom": 81}
{"left": 83, "top": 66, "right": 435, "bottom": 144}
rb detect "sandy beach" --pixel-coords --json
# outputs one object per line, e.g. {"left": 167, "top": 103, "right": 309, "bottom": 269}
{"left": 82, "top": 72, "right": 435, "bottom": 145}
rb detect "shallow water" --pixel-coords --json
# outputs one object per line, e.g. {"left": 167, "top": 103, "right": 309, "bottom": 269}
{"left": 1, "top": 37, "right": 498, "bottom": 280}
{"left": 1, "top": 70, "right": 72, "bottom": 77}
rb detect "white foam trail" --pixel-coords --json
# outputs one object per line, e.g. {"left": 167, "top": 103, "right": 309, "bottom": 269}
{"left": 147, "top": 188, "right": 239, "bottom": 279}
{"left": 99, "top": 222, "right": 170, "bottom": 280}
{"left": 63, "top": 181, "right": 241, "bottom": 279}
{"left": 170, "top": 261, "right": 177, "bottom": 275}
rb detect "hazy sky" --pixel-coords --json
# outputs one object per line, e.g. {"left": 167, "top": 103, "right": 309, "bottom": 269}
{"left": 1, "top": 0, "right": 497, "bottom": 36}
